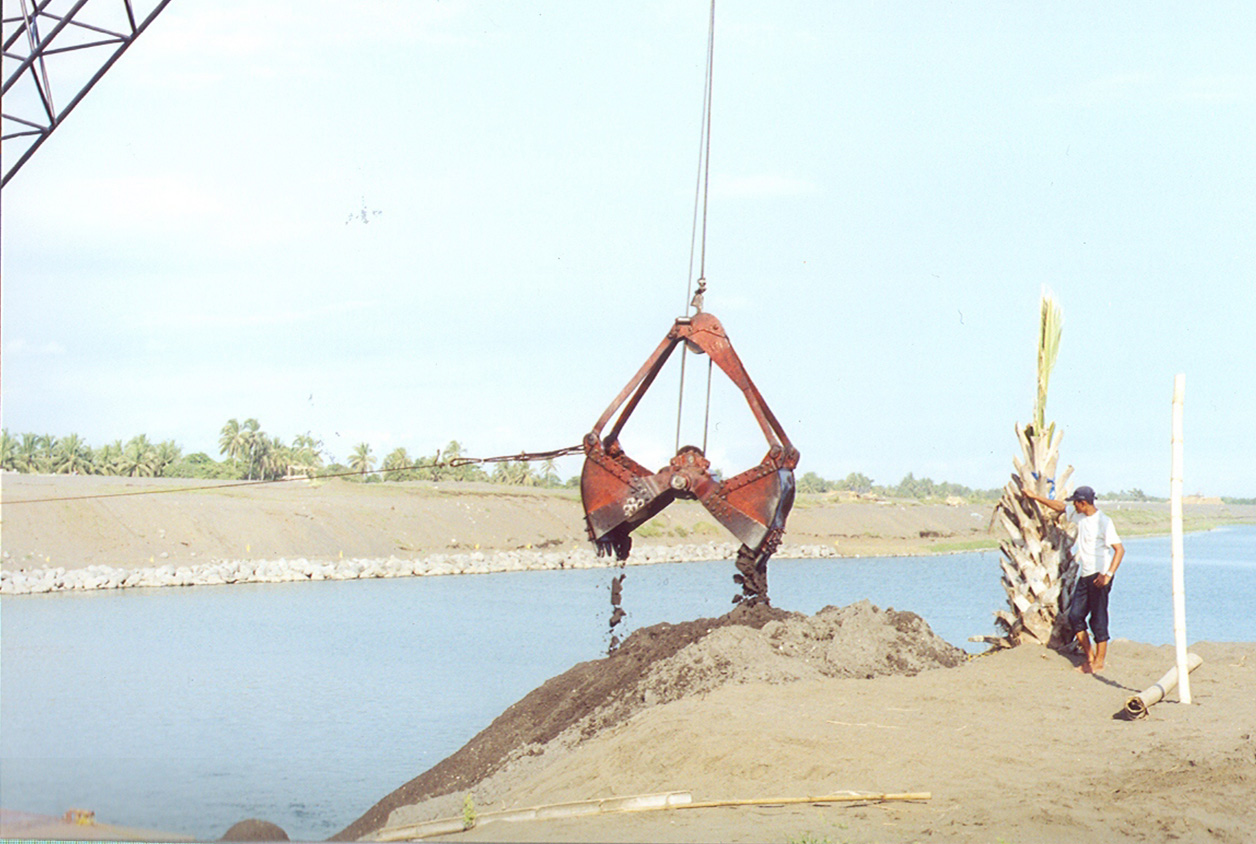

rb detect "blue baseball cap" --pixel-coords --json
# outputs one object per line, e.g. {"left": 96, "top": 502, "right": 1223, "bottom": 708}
{"left": 1065, "top": 486, "right": 1096, "bottom": 504}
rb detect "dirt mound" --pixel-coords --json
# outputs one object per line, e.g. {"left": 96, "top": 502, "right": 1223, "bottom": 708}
{"left": 332, "top": 601, "right": 962, "bottom": 841}
{"left": 220, "top": 818, "right": 289, "bottom": 840}
{"left": 641, "top": 600, "right": 966, "bottom": 708}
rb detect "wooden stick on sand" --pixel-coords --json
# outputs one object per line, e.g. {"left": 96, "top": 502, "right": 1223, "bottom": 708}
{"left": 1123, "top": 652, "right": 1203, "bottom": 720}
{"left": 370, "top": 790, "right": 931, "bottom": 841}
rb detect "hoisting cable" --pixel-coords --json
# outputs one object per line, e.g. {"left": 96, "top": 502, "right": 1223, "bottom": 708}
{"left": 1, "top": 444, "right": 585, "bottom": 505}
{"left": 695, "top": 0, "right": 716, "bottom": 296}
{"left": 675, "top": 0, "right": 717, "bottom": 456}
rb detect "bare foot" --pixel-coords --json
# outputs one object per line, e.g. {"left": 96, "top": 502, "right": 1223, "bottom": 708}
{"left": 1075, "top": 661, "right": 1093, "bottom": 674}
{"left": 1091, "top": 661, "right": 1105, "bottom": 673}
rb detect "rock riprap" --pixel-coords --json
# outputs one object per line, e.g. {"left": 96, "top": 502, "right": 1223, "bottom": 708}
{"left": 0, "top": 542, "right": 839, "bottom": 595}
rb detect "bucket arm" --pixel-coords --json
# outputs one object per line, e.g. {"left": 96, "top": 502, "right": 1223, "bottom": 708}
{"left": 580, "top": 311, "right": 798, "bottom": 604}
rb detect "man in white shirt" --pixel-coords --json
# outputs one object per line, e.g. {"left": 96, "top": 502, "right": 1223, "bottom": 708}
{"left": 1021, "top": 484, "right": 1125, "bottom": 672}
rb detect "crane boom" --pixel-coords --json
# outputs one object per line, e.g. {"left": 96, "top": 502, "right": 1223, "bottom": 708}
{"left": 2, "top": 0, "right": 173, "bottom": 188}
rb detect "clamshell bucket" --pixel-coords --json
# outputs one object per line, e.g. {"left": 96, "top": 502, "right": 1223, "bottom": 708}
{"left": 580, "top": 311, "right": 798, "bottom": 604}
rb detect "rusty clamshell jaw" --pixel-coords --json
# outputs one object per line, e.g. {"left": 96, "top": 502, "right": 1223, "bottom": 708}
{"left": 579, "top": 312, "right": 798, "bottom": 604}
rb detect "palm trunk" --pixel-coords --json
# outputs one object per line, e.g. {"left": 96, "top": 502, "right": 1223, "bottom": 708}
{"left": 979, "top": 422, "right": 1077, "bottom": 649}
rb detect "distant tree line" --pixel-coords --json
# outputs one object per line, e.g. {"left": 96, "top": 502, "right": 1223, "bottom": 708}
{"left": 338, "top": 437, "right": 565, "bottom": 488}
{"left": 9, "top": 425, "right": 1245, "bottom": 501}
{"left": 1104, "top": 488, "right": 1163, "bottom": 503}
{"left": 796, "top": 470, "right": 1002, "bottom": 502}
{"left": 0, "top": 430, "right": 199, "bottom": 479}
{"left": 0, "top": 422, "right": 568, "bottom": 488}
{"left": 1108, "top": 489, "right": 1256, "bottom": 506}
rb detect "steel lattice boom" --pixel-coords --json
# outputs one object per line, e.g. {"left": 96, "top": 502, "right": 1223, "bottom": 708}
{"left": 2, "top": 0, "right": 172, "bottom": 188}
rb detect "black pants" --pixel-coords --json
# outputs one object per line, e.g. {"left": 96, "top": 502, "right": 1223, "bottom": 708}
{"left": 1069, "top": 574, "right": 1111, "bottom": 643}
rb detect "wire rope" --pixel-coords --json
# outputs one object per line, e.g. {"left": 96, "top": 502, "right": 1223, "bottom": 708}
{"left": 2, "top": 444, "right": 585, "bottom": 505}
{"left": 676, "top": 0, "right": 717, "bottom": 455}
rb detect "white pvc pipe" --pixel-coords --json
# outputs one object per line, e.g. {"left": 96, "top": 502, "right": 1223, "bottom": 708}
{"left": 1170, "top": 374, "right": 1191, "bottom": 704}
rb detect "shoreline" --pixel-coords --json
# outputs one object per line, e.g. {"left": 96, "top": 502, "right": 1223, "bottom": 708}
{"left": 4, "top": 473, "right": 1254, "bottom": 596}
{"left": 5, "top": 524, "right": 1250, "bottom": 597}
{"left": 0, "top": 541, "right": 843, "bottom": 596}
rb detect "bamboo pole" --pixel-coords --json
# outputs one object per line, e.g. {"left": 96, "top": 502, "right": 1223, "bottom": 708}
{"left": 1170, "top": 374, "right": 1191, "bottom": 705}
{"left": 369, "top": 790, "right": 931, "bottom": 841}
{"left": 1123, "top": 652, "right": 1202, "bottom": 719}
{"left": 369, "top": 792, "right": 693, "bottom": 841}
{"left": 677, "top": 792, "right": 931, "bottom": 810}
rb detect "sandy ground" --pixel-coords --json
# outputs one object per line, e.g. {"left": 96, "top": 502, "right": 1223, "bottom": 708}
{"left": 0, "top": 808, "right": 196, "bottom": 842}
{"left": 4, "top": 475, "right": 1254, "bottom": 843}
{"left": 443, "top": 639, "right": 1256, "bottom": 844}
{"left": 3, "top": 473, "right": 1251, "bottom": 571}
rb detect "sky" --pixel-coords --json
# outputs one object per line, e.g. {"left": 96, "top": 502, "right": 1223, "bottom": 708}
{"left": 3, "top": 1, "right": 1254, "bottom": 497}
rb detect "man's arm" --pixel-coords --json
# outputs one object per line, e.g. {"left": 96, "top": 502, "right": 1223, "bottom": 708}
{"left": 1021, "top": 482, "right": 1066, "bottom": 513}
{"left": 1098, "top": 543, "right": 1124, "bottom": 586}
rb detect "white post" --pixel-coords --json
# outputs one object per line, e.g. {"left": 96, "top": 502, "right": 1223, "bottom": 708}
{"left": 1170, "top": 374, "right": 1191, "bottom": 704}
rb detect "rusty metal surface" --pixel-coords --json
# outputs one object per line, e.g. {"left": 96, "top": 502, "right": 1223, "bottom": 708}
{"left": 580, "top": 311, "right": 798, "bottom": 605}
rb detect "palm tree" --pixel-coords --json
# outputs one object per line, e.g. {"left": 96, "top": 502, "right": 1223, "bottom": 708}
{"left": 491, "top": 460, "right": 534, "bottom": 486}
{"left": 412, "top": 453, "right": 436, "bottom": 481}
{"left": 17, "top": 433, "right": 42, "bottom": 473}
{"left": 241, "top": 418, "right": 263, "bottom": 480}
{"left": 382, "top": 447, "right": 412, "bottom": 481}
{"left": 984, "top": 289, "right": 1077, "bottom": 649}
{"left": 154, "top": 440, "right": 183, "bottom": 477}
{"left": 490, "top": 461, "right": 509, "bottom": 484}
{"left": 247, "top": 430, "right": 274, "bottom": 480}
{"left": 54, "top": 433, "right": 92, "bottom": 474}
{"left": 94, "top": 440, "right": 125, "bottom": 475}
{"left": 291, "top": 432, "right": 324, "bottom": 477}
{"left": 37, "top": 434, "right": 57, "bottom": 471}
{"left": 443, "top": 439, "right": 473, "bottom": 481}
{"left": 0, "top": 429, "right": 16, "bottom": 471}
{"left": 118, "top": 435, "right": 158, "bottom": 477}
{"left": 219, "top": 419, "right": 247, "bottom": 472}
{"left": 262, "top": 434, "right": 291, "bottom": 480}
{"left": 348, "top": 442, "right": 375, "bottom": 478}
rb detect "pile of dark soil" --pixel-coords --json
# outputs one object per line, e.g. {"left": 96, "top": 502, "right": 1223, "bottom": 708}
{"left": 332, "top": 601, "right": 962, "bottom": 841}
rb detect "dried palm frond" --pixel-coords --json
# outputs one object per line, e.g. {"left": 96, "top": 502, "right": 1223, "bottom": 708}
{"left": 1034, "top": 287, "right": 1064, "bottom": 435}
